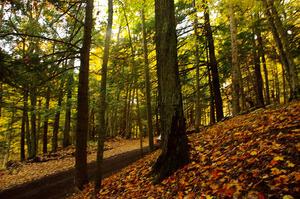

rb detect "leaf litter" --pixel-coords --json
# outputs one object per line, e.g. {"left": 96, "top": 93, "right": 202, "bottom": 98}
{"left": 72, "top": 101, "right": 300, "bottom": 198}
{"left": 0, "top": 138, "right": 149, "bottom": 191}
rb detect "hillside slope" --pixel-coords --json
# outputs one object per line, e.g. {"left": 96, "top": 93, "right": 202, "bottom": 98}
{"left": 75, "top": 101, "right": 300, "bottom": 198}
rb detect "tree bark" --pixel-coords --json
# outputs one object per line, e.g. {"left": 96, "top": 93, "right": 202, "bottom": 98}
{"left": 193, "top": 0, "right": 201, "bottom": 131}
{"left": 252, "top": 24, "right": 265, "bottom": 108}
{"left": 95, "top": 0, "right": 113, "bottom": 191}
{"left": 52, "top": 80, "right": 64, "bottom": 153}
{"left": 206, "top": 42, "right": 215, "bottom": 124}
{"left": 153, "top": 0, "right": 189, "bottom": 182}
{"left": 229, "top": 4, "right": 243, "bottom": 115}
{"left": 257, "top": 28, "right": 270, "bottom": 105}
{"left": 20, "top": 89, "right": 28, "bottom": 161}
{"left": 141, "top": 1, "right": 154, "bottom": 151}
{"left": 29, "top": 88, "right": 37, "bottom": 159}
{"left": 63, "top": 67, "right": 73, "bottom": 148}
{"left": 203, "top": 0, "right": 223, "bottom": 121}
{"left": 261, "top": 0, "right": 299, "bottom": 99}
{"left": 75, "top": 0, "right": 93, "bottom": 190}
{"left": 43, "top": 87, "right": 50, "bottom": 154}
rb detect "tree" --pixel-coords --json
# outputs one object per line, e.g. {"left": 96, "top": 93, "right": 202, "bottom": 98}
{"left": 203, "top": 0, "right": 224, "bottom": 121}
{"left": 229, "top": 3, "right": 243, "bottom": 115}
{"left": 75, "top": 0, "right": 93, "bottom": 190}
{"left": 52, "top": 79, "right": 64, "bottom": 152}
{"left": 152, "top": 0, "right": 189, "bottom": 182}
{"left": 261, "top": 0, "right": 299, "bottom": 100}
{"left": 43, "top": 87, "right": 50, "bottom": 154}
{"left": 252, "top": 18, "right": 264, "bottom": 108}
{"left": 193, "top": 0, "right": 201, "bottom": 131}
{"left": 63, "top": 65, "right": 74, "bottom": 148}
{"left": 141, "top": 0, "right": 154, "bottom": 151}
{"left": 95, "top": 0, "right": 113, "bottom": 191}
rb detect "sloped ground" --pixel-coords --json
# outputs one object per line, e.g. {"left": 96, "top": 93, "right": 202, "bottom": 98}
{"left": 0, "top": 138, "right": 149, "bottom": 191}
{"left": 73, "top": 101, "right": 300, "bottom": 198}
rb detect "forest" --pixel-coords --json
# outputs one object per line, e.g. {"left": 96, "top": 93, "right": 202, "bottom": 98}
{"left": 0, "top": 0, "right": 299, "bottom": 198}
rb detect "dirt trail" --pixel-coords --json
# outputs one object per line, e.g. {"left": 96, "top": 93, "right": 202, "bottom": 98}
{"left": 0, "top": 147, "right": 155, "bottom": 199}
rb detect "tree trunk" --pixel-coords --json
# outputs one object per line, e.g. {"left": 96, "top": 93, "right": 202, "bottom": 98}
{"left": 274, "top": 64, "right": 280, "bottom": 103}
{"left": 95, "top": 0, "right": 113, "bottom": 191}
{"left": 282, "top": 64, "right": 287, "bottom": 103}
{"left": 36, "top": 99, "right": 42, "bottom": 154}
{"left": 206, "top": 42, "right": 216, "bottom": 124}
{"left": 63, "top": 67, "right": 73, "bottom": 148}
{"left": 20, "top": 89, "right": 28, "bottom": 161}
{"left": 75, "top": 0, "right": 93, "bottom": 190}
{"left": 252, "top": 24, "right": 265, "bottom": 108}
{"left": 52, "top": 81, "right": 64, "bottom": 153}
{"left": 29, "top": 88, "right": 37, "bottom": 159}
{"left": 89, "top": 108, "right": 96, "bottom": 140}
{"left": 256, "top": 20, "right": 270, "bottom": 105}
{"left": 208, "top": 69, "right": 216, "bottom": 124}
{"left": 25, "top": 94, "right": 31, "bottom": 159}
{"left": 153, "top": 0, "right": 189, "bottom": 182}
{"left": 203, "top": 0, "right": 223, "bottom": 121}
{"left": 43, "top": 87, "right": 50, "bottom": 154}
{"left": 229, "top": 4, "right": 241, "bottom": 115}
{"left": 261, "top": 0, "right": 299, "bottom": 99}
{"left": 193, "top": 0, "right": 201, "bottom": 131}
{"left": 141, "top": 1, "right": 154, "bottom": 150}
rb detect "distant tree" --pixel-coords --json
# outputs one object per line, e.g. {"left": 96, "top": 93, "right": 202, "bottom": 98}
{"left": 43, "top": 87, "right": 50, "bottom": 154}
{"left": 152, "top": 0, "right": 189, "bottom": 182}
{"left": 141, "top": 0, "right": 154, "bottom": 150}
{"left": 63, "top": 65, "right": 74, "bottom": 148}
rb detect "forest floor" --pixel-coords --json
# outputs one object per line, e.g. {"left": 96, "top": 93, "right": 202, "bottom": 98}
{"left": 0, "top": 137, "right": 149, "bottom": 191}
{"left": 72, "top": 101, "right": 300, "bottom": 199}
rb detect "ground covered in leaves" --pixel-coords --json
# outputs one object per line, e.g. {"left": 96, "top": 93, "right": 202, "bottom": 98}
{"left": 0, "top": 138, "right": 149, "bottom": 191}
{"left": 74, "top": 101, "right": 300, "bottom": 198}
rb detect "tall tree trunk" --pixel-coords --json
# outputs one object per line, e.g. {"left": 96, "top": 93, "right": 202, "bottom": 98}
{"left": 95, "top": 0, "right": 113, "bottom": 191}
{"left": 153, "top": 0, "right": 189, "bottom": 182}
{"left": 282, "top": 64, "right": 287, "bottom": 103}
{"left": 75, "top": 0, "right": 93, "bottom": 190}
{"left": 43, "top": 87, "right": 50, "bottom": 154}
{"left": 89, "top": 108, "right": 95, "bottom": 140}
{"left": 193, "top": 0, "right": 201, "bottom": 131}
{"left": 135, "top": 89, "right": 144, "bottom": 155}
{"left": 37, "top": 99, "right": 42, "bottom": 154}
{"left": 208, "top": 69, "right": 216, "bottom": 124}
{"left": 274, "top": 64, "right": 280, "bottom": 103}
{"left": 122, "top": 2, "right": 136, "bottom": 139}
{"left": 229, "top": 4, "right": 241, "bottom": 115}
{"left": 206, "top": 42, "right": 215, "bottom": 124}
{"left": 52, "top": 81, "right": 64, "bottom": 153}
{"left": 252, "top": 25, "right": 265, "bottom": 108}
{"left": 256, "top": 20, "right": 270, "bottom": 105}
{"left": 29, "top": 88, "right": 37, "bottom": 159}
{"left": 25, "top": 94, "right": 31, "bottom": 159}
{"left": 63, "top": 68, "right": 73, "bottom": 148}
{"left": 20, "top": 89, "right": 28, "bottom": 161}
{"left": 203, "top": 0, "right": 223, "bottom": 121}
{"left": 141, "top": 1, "right": 154, "bottom": 150}
{"left": 261, "top": 0, "right": 299, "bottom": 99}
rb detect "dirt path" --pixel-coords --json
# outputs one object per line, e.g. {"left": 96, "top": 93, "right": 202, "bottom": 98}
{"left": 0, "top": 147, "right": 155, "bottom": 199}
